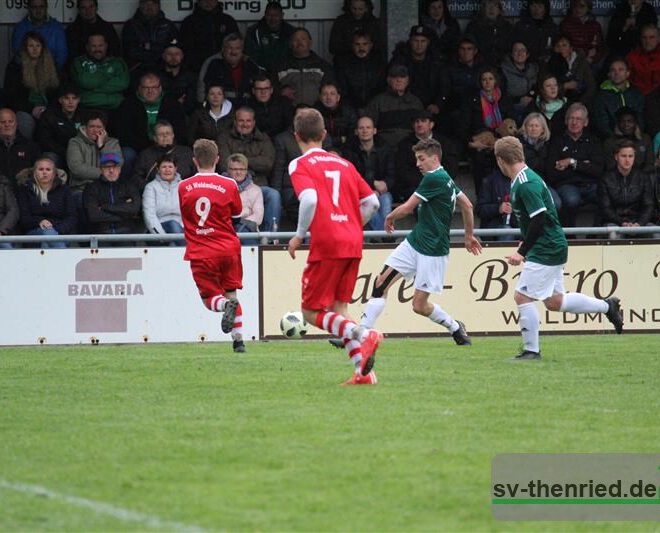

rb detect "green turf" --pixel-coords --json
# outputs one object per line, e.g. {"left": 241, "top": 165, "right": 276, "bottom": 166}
{"left": 1, "top": 334, "right": 659, "bottom": 532}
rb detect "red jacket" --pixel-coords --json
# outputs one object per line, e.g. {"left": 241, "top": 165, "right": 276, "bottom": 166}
{"left": 626, "top": 46, "right": 660, "bottom": 96}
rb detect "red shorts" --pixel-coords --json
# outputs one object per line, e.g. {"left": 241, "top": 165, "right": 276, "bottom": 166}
{"left": 302, "top": 258, "right": 360, "bottom": 311}
{"left": 190, "top": 255, "right": 243, "bottom": 299}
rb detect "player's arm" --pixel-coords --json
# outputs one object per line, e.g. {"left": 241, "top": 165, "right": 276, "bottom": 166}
{"left": 288, "top": 188, "right": 317, "bottom": 259}
{"left": 360, "top": 193, "right": 380, "bottom": 225}
{"left": 384, "top": 194, "right": 422, "bottom": 233}
{"left": 456, "top": 192, "right": 482, "bottom": 255}
{"left": 506, "top": 185, "right": 547, "bottom": 265}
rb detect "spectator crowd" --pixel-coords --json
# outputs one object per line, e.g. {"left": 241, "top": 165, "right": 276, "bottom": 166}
{"left": 1, "top": 0, "right": 659, "bottom": 246}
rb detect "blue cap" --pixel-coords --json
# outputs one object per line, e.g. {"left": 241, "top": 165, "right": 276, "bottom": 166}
{"left": 99, "top": 153, "right": 121, "bottom": 166}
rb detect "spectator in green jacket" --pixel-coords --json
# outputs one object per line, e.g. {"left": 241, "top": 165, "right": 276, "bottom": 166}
{"left": 70, "top": 33, "right": 129, "bottom": 110}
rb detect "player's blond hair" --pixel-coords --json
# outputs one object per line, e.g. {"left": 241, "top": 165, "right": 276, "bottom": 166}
{"left": 193, "top": 139, "right": 219, "bottom": 168}
{"left": 412, "top": 138, "right": 442, "bottom": 161}
{"left": 494, "top": 136, "right": 525, "bottom": 164}
{"left": 294, "top": 108, "right": 325, "bottom": 142}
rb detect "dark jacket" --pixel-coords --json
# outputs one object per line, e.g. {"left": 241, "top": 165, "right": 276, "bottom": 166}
{"left": 114, "top": 93, "right": 187, "bottom": 153}
{"left": 440, "top": 60, "right": 482, "bottom": 111}
{"left": 83, "top": 176, "right": 143, "bottom": 234}
{"left": 0, "top": 175, "right": 19, "bottom": 235}
{"left": 187, "top": 104, "right": 234, "bottom": 144}
{"left": 65, "top": 14, "right": 121, "bottom": 61}
{"left": 201, "top": 56, "right": 264, "bottom": 106}
{"left": 16, "top": 168, "right": 77, "bottom": 234}
{"left": 476, "top": 169, "right": 519, "bottom": 230}
{"left": 121, "top": 9, "right": 178, "bottom": 71}
{"left": 519, "top": 135, "right": 549, "bottom": 175}
{"left": 544, "top": 51, "right": 596, "bottom": 104}
{"left": 179, "top": 3, "right": 239, "bottom": 72}
{"left": 592, "top": 81, "right": 645, "bottom": 139}
{"left": 158, "top": 64, "right": 198, "bottom": 114}
{"left": 464, "top": 16, "right": 513, "bottom": 66}
{"left": 420, "top": 14, "right": 461, "bottom": 62}
{"left": 523, "top": 97, "right": 568, "bottom": 137}
{"left": 602, "top": 130, "right": 655, "bottom": 173}
{"left": 334, "top": 52, "right": 387, "bottom": 111}
{"left": 342, "top": 137, "right": 395, "bottom": 191}
{"left": 364, "top": 89, "right": 424, "bottom": 148}
{"left": 644, "top": 87, "right": 660, "bottom": 138}
{"left": 248, "top": 95, "right": 293, "bottom": 139}
{"left": 599, "top": 167, "right": 655, "bottom": 225}
{"left": 216, "top": 126, "right": 275, "bottom": 186}
{"left": 272, "top": 52, "right": 335, "bottom": 106}
{"left": 314, "top": 101, "right": 357, "bottom": 147}
{"left": 545, "top": 131, "right": 605, "bottom": 188}
{"left": 329, "top": 13, "right": 385, "bottom": 63}
{"left": 0, "top": 134, "right": 41, "bottom": 190}
{"left": 3, "top": 58, "right": 57, "bottom": 114}
{"left": 606, "top": 1, "right": 658, "bottom": 57}
{"left": 245, "top": 18, "right": 297, "bottom": 72}
{"left": 35, "top": 105, "right": 82, "bottom": 160}
{"left": 512, "top": 16, "right": 559, "bottom": 62}
{"left": 132, "top": 144, "right": 195, "bottom": 190}
{"left": 393, "top": 132, "right": 460, "bottom": 202}
{"left": 390, "top": 43, "right": 446, "bottom": 108}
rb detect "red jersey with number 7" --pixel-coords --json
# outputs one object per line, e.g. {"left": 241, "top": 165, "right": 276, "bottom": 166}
{"left": 289, "top": 148, "right": 373, "bottom": 262}
{"left": 178, "top": 173, "right": 242, "bottom": 260}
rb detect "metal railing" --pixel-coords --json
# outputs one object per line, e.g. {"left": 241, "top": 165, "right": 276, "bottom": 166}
{"left": 0, "top": 226, "right": 658, "bottom": 247}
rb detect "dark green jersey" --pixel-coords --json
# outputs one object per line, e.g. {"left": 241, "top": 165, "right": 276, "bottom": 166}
{"left": 510, "top": 166, "right": 568, "bottom": 266}
{"left": 406, "top": 166, "right": 461, "bottom": 257}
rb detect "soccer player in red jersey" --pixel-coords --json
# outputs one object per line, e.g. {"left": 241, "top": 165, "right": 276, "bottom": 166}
{"left": 178, "top": 139, "right": 246, "bottom": 353}
{"left": 287, "top": 109, "right": 383, "bottom": 385}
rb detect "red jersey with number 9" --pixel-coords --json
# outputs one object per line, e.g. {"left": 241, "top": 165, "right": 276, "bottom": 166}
{"left": 289, "top": 148, "right": 373, "bottom": 262}
{"left": 178, "top": 173, "right": 242, "bottom": 260}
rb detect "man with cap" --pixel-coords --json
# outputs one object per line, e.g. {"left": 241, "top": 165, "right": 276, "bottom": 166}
{"left": 364, "top": 64, "right": 424, "bottom": 148}
{"left": 390, "top": 25, "right": 446, "bottom": 114}
{"left": 83, "top": 152, "right": 143, "bottom": 236}
{"left": 158, "top": 38, "right": 197, "bottom": 114}
{"left": 394, "top": 109, "right": 460, "bottom": 202}
{"left": 35, "top": 83, "right": 83, "bottom": 168}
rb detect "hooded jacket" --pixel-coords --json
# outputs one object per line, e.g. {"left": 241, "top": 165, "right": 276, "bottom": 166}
{"left": 592, "top": 80, "right": 645, "bottom": 138}
{"left": 132, "top": 144, "right": 195, "bottom": 190}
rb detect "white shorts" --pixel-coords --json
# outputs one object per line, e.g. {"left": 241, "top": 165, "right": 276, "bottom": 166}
{"left": 384, "top": 239, "right": 448, "bottom": 294}
{"left": 516, "top": 261, "right": 565, "bottom": 300}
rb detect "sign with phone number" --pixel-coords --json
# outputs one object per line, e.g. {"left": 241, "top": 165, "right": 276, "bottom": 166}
{"left": 0, "top": 0, "right": 351, "bottom": 24}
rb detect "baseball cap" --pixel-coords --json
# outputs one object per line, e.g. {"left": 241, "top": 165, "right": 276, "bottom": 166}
{"left": 409, "top": 25, "right": 434, "bottom": 41}
{"left": 99, "top": 153, "right": 121, "bottom": 166}
{"left": 164, "top": 38, "right": 183, "bottom": 51}
{"left": 387, "top": 64, "right": 409, "bottom": 78}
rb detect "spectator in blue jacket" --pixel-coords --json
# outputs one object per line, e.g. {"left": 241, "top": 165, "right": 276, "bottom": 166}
{"left": 12, "top": 0, "right": 68, "bottom": 69}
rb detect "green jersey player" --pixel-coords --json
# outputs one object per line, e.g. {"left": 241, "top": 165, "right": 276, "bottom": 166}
{"left": 345, "top": 138, "right": 482, "bottom": 346}
{"left": 494, "top": 136, "right": 624, "bottom": 360}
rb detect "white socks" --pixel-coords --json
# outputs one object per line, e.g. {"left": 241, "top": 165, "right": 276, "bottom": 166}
{"left": 361, "top": 297, "right": 386, "bottom": 328}
{"left": 428, "top": 304, "right": 459, "bottom": 333}
{"left": 518, "top": 302, "right": 540, "bottom": 353}
{"left": 560, "top": 293, "right": 608, "bottom": 314}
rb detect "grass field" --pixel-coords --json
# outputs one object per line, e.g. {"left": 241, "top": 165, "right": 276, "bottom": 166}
{"left": 1, "top": 334, "right": 659, "bottom": 532}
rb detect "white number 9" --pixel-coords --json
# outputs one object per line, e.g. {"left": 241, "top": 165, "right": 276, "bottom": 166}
{"left": 195, "top": 196, "right": 211, "bottom": 226}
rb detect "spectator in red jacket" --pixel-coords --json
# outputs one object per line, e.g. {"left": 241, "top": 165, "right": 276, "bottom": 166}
{"left": 626, "top": 23, "right": 660, "bottom": 96}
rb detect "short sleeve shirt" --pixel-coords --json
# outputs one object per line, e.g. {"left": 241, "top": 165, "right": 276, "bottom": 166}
{"left": 290, "top": 148, "right": 374, "bottom": 262}
{"left": 510, "top": 166, "right": 568, "bottom": 265}
{"left": 178, "top": 172, "right": 242, "bottom": 260}
{"left": 407, "top": 166, "right": 461, "bottom": 257}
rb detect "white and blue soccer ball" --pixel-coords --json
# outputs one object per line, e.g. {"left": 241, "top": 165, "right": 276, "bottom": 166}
{"left": 280, "top": 311, "right": 308, "bottom": 339}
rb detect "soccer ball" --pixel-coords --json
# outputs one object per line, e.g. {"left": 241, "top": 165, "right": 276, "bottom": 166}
{"left": 280, "top": 311, "right": 308, "bottom": 339}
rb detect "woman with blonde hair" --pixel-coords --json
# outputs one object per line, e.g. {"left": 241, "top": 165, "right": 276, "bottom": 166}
{"left": 3, "top": 32, "right": 60, "bottom": 139}
{"left": 16, "top": 157, "right": 77, "bottom": 248}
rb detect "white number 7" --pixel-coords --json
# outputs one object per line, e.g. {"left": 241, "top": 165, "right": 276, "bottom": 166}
{"left": 195, "top": 196, "right": 211, "bottom": 226}
{"left": 324, "top": 170, "right": 341, "bottom": 207}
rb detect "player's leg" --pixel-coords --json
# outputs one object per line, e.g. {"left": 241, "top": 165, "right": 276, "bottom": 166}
{"left": 413, "top": 253, "right": 471, "bottom": 345}
{"left": 360, "top": 265, "right": 402, "bottom": 328}
{"left": 512, "top": 261, "right": 556, "bottom": 360}
{"left": 220, "top": 255, "right": 245, "bottom": 351}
